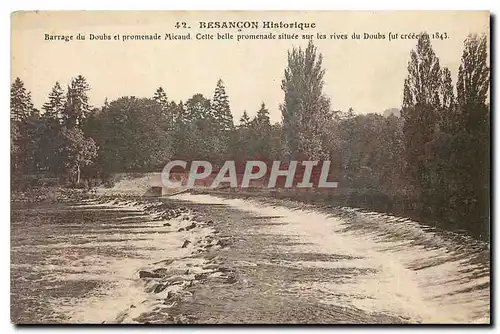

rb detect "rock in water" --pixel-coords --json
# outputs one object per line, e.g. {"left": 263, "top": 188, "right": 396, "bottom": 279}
{"left": 225, "top": 273, "right": 237, "bottom": 284}
{"left": 185, "top": 222, "right": 197, "bottom": 231}
{"left": 139, "top": 270, "right": 161, "bottom": 279}
{"left": 154, "top": 284, "right": 167, "bottom": 293}
{"left": 164, "top": 291, "right": 181, "bottom": 304}
{"left": 153, "top": 268, "right": 169, "bottom": 276}
{"left": 163, "top": 222, "right": 171, "bottom": 227}
{"left": 216, "top": 238, "right": 231, "bottom": 247}
{"left": 181, "top": 240, "right": 191, "bottom": 248}
{"left": 194, "top": 272, "right": 210, "bottom": 280}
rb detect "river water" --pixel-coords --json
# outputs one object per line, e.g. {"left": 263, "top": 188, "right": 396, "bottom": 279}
{"left": 10, "top": 194, "right": 490, "bottom": 324}
{"left": 170, "top": 193, "right": 491, "bottom": 324}
{"left": 10, "top": 198, "right": 215, "bottom": 324}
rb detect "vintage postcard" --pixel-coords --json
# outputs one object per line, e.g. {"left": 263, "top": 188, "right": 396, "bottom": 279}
{"left": 10, "top": 11, "right": 490, "bottom": 324}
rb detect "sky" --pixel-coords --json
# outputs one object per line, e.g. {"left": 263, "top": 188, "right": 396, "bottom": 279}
{"left": 11, "top": 11, "right": 489, "bottom": 124}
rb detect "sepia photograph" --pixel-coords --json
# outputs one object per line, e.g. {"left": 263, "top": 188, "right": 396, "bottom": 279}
{"left": 10, "top": 10, "right": 490, "bottom": 324}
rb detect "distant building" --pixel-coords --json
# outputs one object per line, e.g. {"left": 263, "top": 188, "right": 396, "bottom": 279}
{"left": 383, "top": 108, "right": 401, "bottom": 117}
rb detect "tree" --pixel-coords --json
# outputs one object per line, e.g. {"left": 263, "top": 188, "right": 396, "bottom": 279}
{"left": 398, "top": 32, "right": 490, "bottom": 239}
{"left": 11, "top": 121, "right": 20, "bottom": 161}
{"left": 231, "top": 111, "right": 252, "bottom": 164}
{"left": 456, "top": 34, "right": 490, "bottom": 132}
{"left": 38, "top": 82, "right": 67, "bottom": 172}
{"left": 63, "top": 75, "right": 91, "bottom": 128}
{"left": 239, "top": 111, "right": 251, "bottom": 127}
{"left": 211, "top": 79, "right": 234, "bottom": 132}
{"left": 401, "top": 33, "right": 443, "bottom": 196}
{"left": 254, "top": 102, "right": 271, "bottom": 128}
{"left": 440, "top": 68, "right": 455, "bottom": 111}
{"left": 153, "top": 87, "right": 168, "bottom": 108}
{"left": 24, "top": 110, "right": 51, "bottom": 172}
{"left": 453, "top": 34, "right": 490, "bottom": 237}
{"left": 42, "top": 82, "right": 66, "bottom": 123}
{"left": 457, "top": 34, "right": 489, "bottom": 109}
{"left": 402, "top": 33, "right": 442, "bottom": 109}
{"left": 58, "top": 127, "right": 97, "bottom": 184}
{"left": 186, "top": 93, "right": 211, "bottom": 122}
{"left": 181, "top": 92, "right": 230, "bottom": 164}
{"left": 335, "top": 112, "right": 406, "bottom": 196}
{"left": 11, "top": 77, "right": 34, "bottom": 123}
{"left": 173, "top": 101, "right": 187, "bottom": 125}
{"left": 268, "top": 123, "right": 288, "bottom": 161}
{"left": 153, "top": 86, "right": 176, "bottom": 130}
{"left": 280, "top": 40, "right": 330, "bottom": 159}
{"left": 249, "top": 102, "right": 272, "bottom": 160}
{"left": 95, "top": 97, "right": 172, "bottom": 172}
{"left": 439, "top": 68, "right": 457, "bottom": 133}
{"left": 11, "top": 78, "right": 35, "bottom": 172}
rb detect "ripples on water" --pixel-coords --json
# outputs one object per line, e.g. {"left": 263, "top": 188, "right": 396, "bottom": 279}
{"left": 11, "top": 195, "right": 490, "bottom": 324}
{"left": 11, "top": 199, "right": 213, "bottom": 324}
{"left": 171, "top": 194, "right": 490, "bottom": 324}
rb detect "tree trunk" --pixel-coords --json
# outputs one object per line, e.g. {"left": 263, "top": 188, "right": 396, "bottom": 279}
{"left": 76, "top": 164, "right": 81, "bottom": 184}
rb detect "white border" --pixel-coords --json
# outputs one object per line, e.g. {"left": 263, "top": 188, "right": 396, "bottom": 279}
{"left": 2, "top": 1, "right": 497, "bottom": 333}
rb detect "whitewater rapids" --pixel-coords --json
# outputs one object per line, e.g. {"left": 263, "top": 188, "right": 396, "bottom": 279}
{"left": 170, "top": 193, "right": 490, "bottom": 324}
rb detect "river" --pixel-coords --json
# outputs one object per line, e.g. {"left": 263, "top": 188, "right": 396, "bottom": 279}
{"left": 10, "top": 194, "right": 490, "bottom": 324}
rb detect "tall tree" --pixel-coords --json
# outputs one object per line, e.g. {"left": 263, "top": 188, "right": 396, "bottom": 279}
{"left": 440, "top": 68, "right": 455, "bottom": 111}
{"left": 38, "top": 82, "right": 67, "bottom": 172}
{"left": 280, "top": 40, "right": 330, "bottom": 159}
{"left": 453, "top": 34, "right": 490, "bottom": 237}
{"left": 438, "top": 67, "right": 457, "bottom": 133}
{"left": 401, "top": 33, "right": 443, "bottom": 197}
{"left": 42, "top": 82, "right": 66, "bottom": 122}
{"left": 153, "top": 86, "right": 177, "bottom": 131}
{"left": 456, "top": 34, "right": 490, "bottom": 132}
{"left": 182, "top": 93, "right": 228, "bottom": 163}
{"left": 11, "top": 78, "right": 35, "bottom": 172}
{"left": 211, "top": 79, "right": 234, "bottom": 132}
{"left": 402, "top": 33, "right": 442, "bottom": 109}
{"left": 11, "top": 77, "right": 34, "bottom": 123}
{"left": 63, "top": 75, "right": 91, "bottom": 128}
